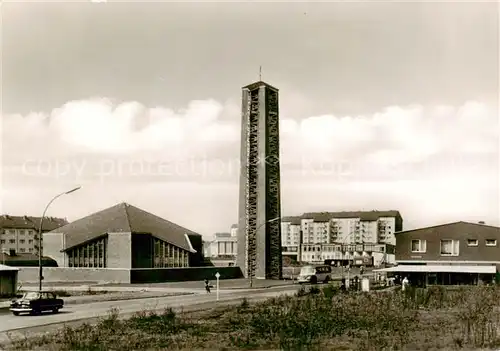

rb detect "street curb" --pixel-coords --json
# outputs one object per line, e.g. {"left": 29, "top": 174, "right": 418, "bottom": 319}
{"left": 0, "top": 291, "right": 298, "bottom": 349}
{"left": 0, "top": 292, "right": 194, "bottom": 311}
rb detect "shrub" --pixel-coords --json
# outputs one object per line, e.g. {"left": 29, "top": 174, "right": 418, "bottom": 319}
{"left": 296, "top": 285, "right": 308, "bottom": 297}
{"left": 322, "top": 285, "right": 339, "bottom": 298}
{"left": 8, "top": 285, "right": 500, "bottom": 351}
{"left": 309, "top": 286, "right": 320, "bottom": 295}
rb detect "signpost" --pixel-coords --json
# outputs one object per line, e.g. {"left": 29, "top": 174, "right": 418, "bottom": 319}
{"left": 215, "top": 272, "right": 220, "bottom": 301}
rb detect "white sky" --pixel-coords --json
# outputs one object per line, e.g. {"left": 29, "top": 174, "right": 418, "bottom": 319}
{"left": 1, "top": 1, "right": 498, "bottom": 237}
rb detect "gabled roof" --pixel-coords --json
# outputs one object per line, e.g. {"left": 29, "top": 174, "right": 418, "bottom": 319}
{"left": 395, "top": 221, "right": 500, "bottom": 235}
{"left": 0, "top": 215, "right": 68, "bottom": 232}
{"left": 50, "top": 203, "right": 201, "bottom": 252}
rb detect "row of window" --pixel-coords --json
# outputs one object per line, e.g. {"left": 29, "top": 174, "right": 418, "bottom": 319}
{"left": 411, "top": 239, "right": 498, "bottom": 256}
{"left": 0, "top": 247, "right": 33, "bottom": 253}
{"left": 153, "top": 238, "right": 189, "bottom": 268}
{"left": 0, "top": 239, "right": 34, "bottom": 244}
{"left": 0, "top": 229, "right": 35, "bottom": 235}
{"left": 68, "top": 238, "right": 106, "bottom": 268}
{"left": 301, "top": 245, "right": 386, "bottom": 253}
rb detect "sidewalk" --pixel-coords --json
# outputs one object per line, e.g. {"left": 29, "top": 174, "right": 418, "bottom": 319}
{"left": 99, "top": 278, "right": 295, "bottom": 290}
{"left": 0, "top": 290, "right": 193, "bottom": 309}
{"left": 21, "top": 284, "right": 207, "bottom": 293}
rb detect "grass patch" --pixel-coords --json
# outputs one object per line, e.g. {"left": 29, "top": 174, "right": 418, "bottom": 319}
{"left": 4, "top": 285, "right": 500, "bottom": 350}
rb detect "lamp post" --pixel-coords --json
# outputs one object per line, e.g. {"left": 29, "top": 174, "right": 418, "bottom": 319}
{"left": 249, "top": 216, "right": 281, "bottom": 288}
{"left": 38, "top": 186, "right": 81, "bottom": 292}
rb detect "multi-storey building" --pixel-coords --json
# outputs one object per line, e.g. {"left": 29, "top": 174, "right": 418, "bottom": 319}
{"left": 281, "top": 217, "right": 301, "bottom": 262}
{"left": 0, "top": 215, "right": 68, "bottom": 255}
{"left": 385, "top": 221, "right": 500, "bottom": 286}
{"left": 302, "top": 211, "right": 402, "bottom": 245}
{"left": 230, "top": 224, "right": 238, "bottom": 237}
{"left": 207, "top": 232, "right": 237, "bottom": 259}
{"left": 280, "top": 210, "right": 402, "bottom": 266}
{"left": 281, "top": 217, "right": 301, "bottom": 246}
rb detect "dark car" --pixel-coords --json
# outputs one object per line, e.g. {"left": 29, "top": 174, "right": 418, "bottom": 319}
{"left": 10, "top": 291, "right": 64, "bottom": 316}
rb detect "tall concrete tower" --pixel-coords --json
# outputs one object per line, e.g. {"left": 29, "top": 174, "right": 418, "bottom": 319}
{"left": 236, "top": 81, "right": 282, "bottom": 280}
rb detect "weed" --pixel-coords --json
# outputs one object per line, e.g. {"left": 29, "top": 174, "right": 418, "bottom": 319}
{"left": 7, "top": 286, "right": 500, "bottom": 351}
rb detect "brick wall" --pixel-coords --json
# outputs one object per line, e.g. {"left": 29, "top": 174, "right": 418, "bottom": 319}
{"left": 43, "top": 232, "right": 65, "bottom": 266}
{"left": 396, "top": 222, "right": 500, "bottom": 262}
{"left": 17, "top": 267, "right": 131, "bottom": 284}
{"left": 107, "top": 232, "right": 132, "bottom": 268}
{"left": 130, "top": 266, "right": 243, "bottom": 284}
{"left": 16, "top": 266, "right": 243, "bottom": 285}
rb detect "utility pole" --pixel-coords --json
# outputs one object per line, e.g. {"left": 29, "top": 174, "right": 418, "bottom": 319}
{"left": 38, "top": 186, "right": 81, "bottom": 292}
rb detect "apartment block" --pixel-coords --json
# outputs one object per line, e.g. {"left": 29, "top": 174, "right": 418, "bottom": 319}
{"left": 302, "top": 211, "right": 402, "bottom": 245}
{"left": 281, "top": 217, "right": 301, "bottom": 246}
{"left": 279, "top": 210, "right": 402, "bottom": 266}
{"left": 0, "top": 215, "right": 68, "bottom": 255}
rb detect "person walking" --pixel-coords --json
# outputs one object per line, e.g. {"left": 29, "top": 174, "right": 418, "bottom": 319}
{"left": 204, "top": 279, "right": 211, "bottom": 293}
{"left": 402, "top": 276, "right": 409, "bottom": 292}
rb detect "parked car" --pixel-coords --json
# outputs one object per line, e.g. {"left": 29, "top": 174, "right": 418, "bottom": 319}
{"left": 10, "top": 291, "right": 64, "bottom": 316}
{"left": 297, "top": 264, "right": 332, "bottom": 284}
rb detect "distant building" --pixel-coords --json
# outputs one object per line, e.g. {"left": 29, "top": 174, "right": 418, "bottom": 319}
{"left": 376, "top": 221, "right": 500, "bottom": 286}
{"left": 281, "top": 217, "right": 301, "bottom": 246}
{"left": 204, "top": 226, "right": 239, "bottom": 267}
{"left": 43, "top": 203, "right": 203, "bottom": 269}
{"left": 300, "top": 211, "right": 402, "bottom": 245}
{"left": 281, "top": 217, "right": 302, "bottom": 263}
{"left": 0, "top": 215, "right": 68, "bottom": 255}
{"left": 230, "top": 224, "right": 238, "bottom": 237}
{"left": 280, "top": 210, "right": 402, "bottom": 266}
{"left": 0, "top": 251, "right": 58, "bottom": 267}
{"left": 206, "top": 232, "right": 237, "bottom": 259}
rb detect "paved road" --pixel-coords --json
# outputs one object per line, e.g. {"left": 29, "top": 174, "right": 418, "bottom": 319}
{"left": 21, "top": 278, "right": 296, "bottom": 291}
{"left": 0, "top": 285, "right": 300, "bottom": 334}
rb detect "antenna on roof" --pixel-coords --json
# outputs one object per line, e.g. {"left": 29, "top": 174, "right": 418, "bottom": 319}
{"left": 259, "top": 66, "right": 262, "bottom": 81}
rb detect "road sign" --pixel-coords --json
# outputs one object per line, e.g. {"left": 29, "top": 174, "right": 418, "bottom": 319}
{"left": 215, "top": 272, "right": 220, "bottom": 301}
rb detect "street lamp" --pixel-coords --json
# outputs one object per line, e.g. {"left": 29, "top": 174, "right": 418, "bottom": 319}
{"left": 249, "top": 216, "right": 281, "bottom": 288}
{"left": 38, "top": 186, "right": 81, "bottom": 292}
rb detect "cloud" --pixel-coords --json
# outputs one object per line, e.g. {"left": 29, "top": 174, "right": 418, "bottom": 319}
{"left": 2, "top": 98, "right": 498, "bottom": 183}
{"left": 1, "top": 97, "right": 498, "bottom": 232}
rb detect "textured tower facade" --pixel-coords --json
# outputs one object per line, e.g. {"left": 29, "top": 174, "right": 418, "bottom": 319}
{"left": 236, "top": 81, "right": 283, "bottom": 280}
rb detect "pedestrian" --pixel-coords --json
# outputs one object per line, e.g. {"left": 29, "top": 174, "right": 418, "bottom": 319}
{"left": 402, "top": 276, "right": 409, "bottom": 292}
{"left": 354, "top": 275, "right": 359, "bottom": 291}
{"left": 204, "top": 279, "right": 211, "bottom": 293}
